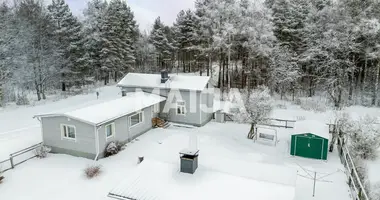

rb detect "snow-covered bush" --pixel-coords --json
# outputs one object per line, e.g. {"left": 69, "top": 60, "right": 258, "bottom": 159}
{"left": 84, "top": 165, "right": 102, "bottom": 179}
{"left": 104, "top": 141, "right": 125, "bottom": 157}
{"left": 231, "top": 86, "right": 274, "bottom": 139}
{"left": 299, "top": 97, "right": 326, "bottom": 112}
{"left": 342, "top": 115, "right": 380, "bottom": 160}
{"left": 34, "top": 145, "right": 51, "bottom": 158}
{"left": 16, "top": 93, "right": 29, "bottom": 105}
{"left": 370, "top": 182, "right": 380, "bottom": 200}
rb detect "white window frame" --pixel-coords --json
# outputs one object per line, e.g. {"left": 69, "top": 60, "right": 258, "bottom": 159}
{"left": 176, "top": 100, "right": 186, "bottom": 115}
{"left": 129, "top": 111, "right": 144, "bottom": 128}
{"left": 60, "top": 124, "right": 76, "bottom": 141}
{"left": 105, "top": 123, "right": 115, "bottom": 141}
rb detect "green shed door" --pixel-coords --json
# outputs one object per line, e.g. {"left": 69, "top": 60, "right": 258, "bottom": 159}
{"left": 295, "top": 136, "right": 323, "bottom": 159}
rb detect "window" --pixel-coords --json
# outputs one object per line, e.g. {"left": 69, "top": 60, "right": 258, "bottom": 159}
{"left": 61, "top": 124, "right": 76, "bottom": 141}
{"left": 105, "top": 123, "right": 115, "bottom": 139}
{"left": 177, "top": 101, "right": 186, "bottom": 115}
{"left": 130, "top": 112, "right": 143, "bottom": 127}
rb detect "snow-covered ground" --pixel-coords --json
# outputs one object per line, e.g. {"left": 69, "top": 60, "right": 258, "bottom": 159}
{"left": 1, "top": 122, "right": 350, "bottom": 200}
{"left": 1, "top": 84, "right": 380, "bottom": 199}
{"left": 0, "top": 85, "right": 121, "bottom": 160}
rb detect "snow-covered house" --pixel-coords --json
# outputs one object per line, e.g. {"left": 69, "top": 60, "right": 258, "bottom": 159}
{"left": 34, "top": 92, "right": 166, "bottom": 160}
{"left": 117, "top": 72, "right": 214, "bottom": 127}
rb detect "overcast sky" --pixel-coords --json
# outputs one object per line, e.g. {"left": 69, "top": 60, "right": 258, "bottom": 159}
{"left": 64, "top": 0, "right": 195, "bottom": 31}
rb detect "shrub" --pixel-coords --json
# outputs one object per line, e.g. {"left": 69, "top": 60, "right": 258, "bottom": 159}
{"left": 84, "top": 165, "right": 102, "bottom": 179}
{"left": 299, "top": 97, "right": 326, "bottom": 113}
{"left": 34, "top": 145, "right": 51, "bottom": 158}
{"left": 16, "top": 93, "right": 29, "bottom": 105}
{"left": 104, "top": 141, "right": 126, "bottom": 157}
{"left": 343, "top": 115, "right": 380, "bottom": 160}
{"left": 370, "top": 182, "right": 380, "bottom": 200}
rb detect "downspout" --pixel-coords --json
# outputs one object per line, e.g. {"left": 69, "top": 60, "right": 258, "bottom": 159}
{"left": 34, "top": 116, "right": 44, "bottom": 144}
{"left": 94, "top": 125, "right": 102, "bottom": 161}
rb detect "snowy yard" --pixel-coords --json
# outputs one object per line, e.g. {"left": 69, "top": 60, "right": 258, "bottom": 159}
{"left": 0, "top": 122, "right": 351, "bottom": 200}
{"left": 2, "top": 85, "right": 380, "bottom": 199}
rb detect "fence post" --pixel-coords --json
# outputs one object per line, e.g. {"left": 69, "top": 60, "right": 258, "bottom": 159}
{"left": 358, "top": 188, "right": 362, "bottom": 200}
{"left": 285, "top": 121, "right": 288, "bottom": 128}
{"left": 10, "top": 155, "right": 14, "bottom": 169}
{"left": 348, "top": 168, "right": 354, "bottom": 186}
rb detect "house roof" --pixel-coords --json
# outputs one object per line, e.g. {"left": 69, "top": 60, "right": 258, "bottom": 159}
{"left": 35, "top": 92, "right": 166, "bottom": 126}
{"left": 117, "top": 73, "right": 211, "bottom": 91}
{"left": 108, "top": 159, "right": 296, "bottom": 200}
{"left": 293, "top": 120, "right": 330, "bottom": 139}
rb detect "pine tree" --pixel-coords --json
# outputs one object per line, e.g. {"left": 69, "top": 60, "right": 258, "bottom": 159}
{"left": 173, "top": 9, "right": 198, "bottom": 73}
{"left": 150, "top": 17, "right": 174, "bottom": 70}
{"left": 48, "top": 0, "right": 87, "bottom": 90}
{"left": 83, "top": 0, "right": 108, "bottom": 82}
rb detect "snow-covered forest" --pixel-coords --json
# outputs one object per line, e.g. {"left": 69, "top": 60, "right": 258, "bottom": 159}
{"left": 1, "top": 0, "right": 380, "bottom": 108}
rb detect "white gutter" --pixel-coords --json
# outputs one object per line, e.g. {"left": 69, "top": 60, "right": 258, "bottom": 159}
{"left": 94, "top": 125, "right": 102, "bottom": 161}
{"left": 34, "top": 116, "right": 44, "bottom": 144}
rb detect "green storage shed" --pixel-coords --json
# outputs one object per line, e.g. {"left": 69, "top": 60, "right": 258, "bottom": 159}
{"left": 290, "top": 120, "right": 329, "bottom": 160}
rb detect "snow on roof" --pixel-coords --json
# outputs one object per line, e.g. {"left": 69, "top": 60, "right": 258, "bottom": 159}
{"left": 117, "top": 73, "right": 210, "bottom": 91}
{"left": 108, "top": 159, "right": 296, "bottom": 200}
{"left": 39, "top": 92, "right": 166, "bottom": 125}
{"left": 293, "top": 120, "right": 330, "bottom": 139}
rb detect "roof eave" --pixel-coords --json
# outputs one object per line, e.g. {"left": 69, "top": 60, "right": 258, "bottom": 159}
{"left": 95, "top": 98, "right": 166, "bottom": 126}
{"left": 33, "top": 114, "right": 97, "bottom": 126}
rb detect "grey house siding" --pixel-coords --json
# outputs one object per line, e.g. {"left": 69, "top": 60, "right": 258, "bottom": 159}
{"left": 121, "top": 86, "right": 212, "bottom": 127}
{"left": 200, "top": 90, "right": 214, "bottom": 126}
{"left": 97, "top": 105, "right": 154, "bottom": 158}
{"left": 41, "top": 116, "right": 96, "bottom": 159}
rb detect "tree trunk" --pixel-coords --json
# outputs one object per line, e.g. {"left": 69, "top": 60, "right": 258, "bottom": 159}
{"left": 372, "top": 61, "right": 380, "bottom": 106}
{"left": 35, "top": 80, "right": 41, "bottom": 101}
{"left": 218, "top": 49, "right": 222, "bottom": 88}
{"left": 348, "top": 71, "right": 353, "bottom": 101}
{"left": 222, "top": 58, "right": 225, "bottom": 88}
{"left": 61, "top": 73, "right": 66, "bottom": 92}
{"left": 114, "top": 71, "right": 117, "bottom": 82}
{"left": 361, "top": 58, "right": 367, "bottom": 104}
{"left": 227, "top": 46, "right": 230, "bottom": 90}
{"left": 207, "top": 53, "right": 211, "bottom": 76}
{"left": 248, "top": 123, "right": 256, "bottom": 139}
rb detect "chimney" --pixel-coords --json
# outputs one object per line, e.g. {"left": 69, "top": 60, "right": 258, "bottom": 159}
{"left": 160, "top": 70, "right": 169, "bottom": 83}
{"left": 179, "top": 136, "right": 199, "bottom": 174}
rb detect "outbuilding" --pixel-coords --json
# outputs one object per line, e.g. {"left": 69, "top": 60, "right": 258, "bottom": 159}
{"left": 290, "top": 120, "right": 329, "bottom": 160}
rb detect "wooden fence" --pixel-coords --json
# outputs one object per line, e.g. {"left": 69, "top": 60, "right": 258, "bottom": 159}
{"left": 260, "top": 118, "right": 296, "bottom": 129}
{"left": 337, "top": 137, "right": 370, "bottom": 200}
{"left": 0, "top": 142, "right": 43, "bottom": 173}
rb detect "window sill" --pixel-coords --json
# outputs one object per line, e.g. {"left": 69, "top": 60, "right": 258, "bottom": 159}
{"left": 130, "top": 122, "right": 143, "bottom": 129}
{"left": 62, "top": 137, "right": 76, "bottom": 142}
{"left": 106, "top": 135, "right": 115, "bottom": 141}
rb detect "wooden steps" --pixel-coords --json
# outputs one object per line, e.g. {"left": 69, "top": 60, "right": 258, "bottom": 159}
{"left": 152, "top": 117, "right": 171, "bottom": 129}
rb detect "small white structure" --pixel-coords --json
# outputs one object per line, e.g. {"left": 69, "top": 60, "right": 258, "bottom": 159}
{"left": 255, "top": 126, "right": 278, "bottom": 146}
